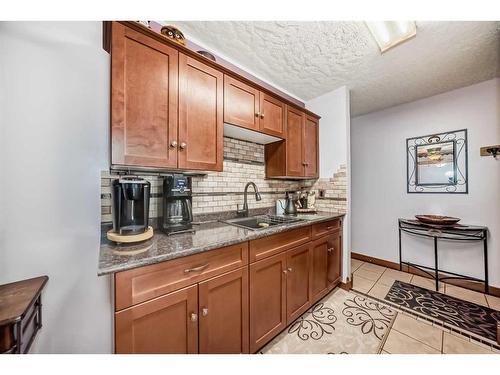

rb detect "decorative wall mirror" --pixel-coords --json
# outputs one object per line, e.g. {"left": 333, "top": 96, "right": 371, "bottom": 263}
{"left": 407, "top": 129, "right": 468, "bottom": 193}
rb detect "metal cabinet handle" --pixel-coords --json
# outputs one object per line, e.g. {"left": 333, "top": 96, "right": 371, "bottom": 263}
{"left": 327, "top": 248, "right": 334, "bottom": 253}
{"left": 184, "top": 263, "right": 209, "bottom": 273}
{"left": 170, "top": 140, "right": 178, "bottom": 148}
{"left": 255, "top": 112, "right": 260, "bottom": 117}
{"left": 260, "top": 113, "right": 264, "bottom": 119}
{"left": 180, "top": 142, "right": 187, "bottom": 150}
{"left": 190, "top": 313, "right": 198, "bottom": 322}
{"left": 282, "top": 269, "right": 288, "bottom": 274}
{"left": 287, "top": 267, "right": 293, "bottom": 272}
{"left": 202, "top": 308, "right": 208, "bottom": 317}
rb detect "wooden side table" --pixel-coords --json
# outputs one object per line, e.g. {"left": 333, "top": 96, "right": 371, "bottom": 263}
{"left": 0, "top": 276, "right": 48, "bottom": 354}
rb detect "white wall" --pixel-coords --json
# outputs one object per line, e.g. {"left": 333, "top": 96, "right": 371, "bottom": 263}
{"left": 307, "top": 87, "right": 352, "bottom": 282}
{"left": 351, "top": 78, "right": 500, "bottom": 288}
{"left": 0, "top": 22, "right": 112, "bottom": 353}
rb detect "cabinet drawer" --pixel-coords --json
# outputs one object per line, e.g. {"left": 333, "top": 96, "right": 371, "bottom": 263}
{"left": 115, "top": 242, "right": 249, "bottom": 311}
{"left": 249, "top": 226, "right": 311, "bottom": 263}
{"left": 312, "top": 219, "right": 341, "bottom": 239}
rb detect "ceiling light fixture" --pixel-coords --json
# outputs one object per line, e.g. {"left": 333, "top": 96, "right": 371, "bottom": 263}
{"left": 365, "top": 21, "right": 416, "bottom": 53}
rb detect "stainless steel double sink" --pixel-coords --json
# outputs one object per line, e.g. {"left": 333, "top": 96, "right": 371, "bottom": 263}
{"left": 221, "top": 214, "right": 304, "bottom": 231}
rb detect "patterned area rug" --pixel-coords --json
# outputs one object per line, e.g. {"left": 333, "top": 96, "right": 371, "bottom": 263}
{"left": 385, "top": 280, "right": 500, "bottom": 342}
{"left": 261, "top": 289, "right": 396, "bottom": 354}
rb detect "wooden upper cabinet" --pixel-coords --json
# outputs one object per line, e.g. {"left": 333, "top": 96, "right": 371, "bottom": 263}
{"left": 249, "top": 252, "right": 287, "bottom": 353}
{"left": 115, "top": 285, "right": 198, "bottom": 354}
{"left": 266, "top": 105, "right": 320, "bottom": 179}
{"left": 303, "top": 115, "right": 319, "bottom": 177}
{"left": 224, "top": 76, "right": 285, "bottom": 138}
{"left": 178, "top": 53, "right": 224, "bottom": 171}
{"left": 286, "top": 243, "right": 312, "bottom": 324}
{"left": 198, "top": 268, "right": 249, "bottom": 354}
{"left": 259, "top": 93, "right": 285, "bottom": 138}
{"left": 111, "top": 22, "right": 179, "bottom": 168}
{"left": 224, "top": 75, "right": 260, "bottom": 131}
{"left": 286, "top": 106, "right": 305, "bottom": 177}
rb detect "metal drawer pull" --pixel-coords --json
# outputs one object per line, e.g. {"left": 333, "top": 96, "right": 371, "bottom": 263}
{"left": 170, "top": 140, "right": 178, "bottom": 148}
{"left": 283, "top": 269, "right": 288, "bottom": 274}
{"left": 202, "top": 308, "right": 208, "bottom": 317}
{"left": 190, "top": 313, "right": 197, "bottom": 322}
{"left": 287, "top": 267, "right": 293, "bottom": 272}
{"left": 180, "top": 142, "right": 187, "bottom": 150}
{"left": 184, "top": 263, "right": 209, "bottom": 273}
{"left": 327, "top": 248, "right": 334, "bottom": 253}
{"left": 255, "top": 112, "right": 260, "bottom": 117}
{"left": 260, "top": 113, "right": 265, "bottom": 119}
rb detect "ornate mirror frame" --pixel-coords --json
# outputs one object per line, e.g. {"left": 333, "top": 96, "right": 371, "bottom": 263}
{"left": 406, "top": 129, "right": 468, "bottom": 194}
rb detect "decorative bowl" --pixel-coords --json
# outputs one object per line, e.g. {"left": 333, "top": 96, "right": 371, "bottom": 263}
{"left": 415, "top": 215, "right": 461, "bottom": 226}
{"left": 196, "top": 50, "right": 216, "bottom": 61}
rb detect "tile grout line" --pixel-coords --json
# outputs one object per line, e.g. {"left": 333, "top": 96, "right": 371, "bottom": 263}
{"left": 441, "top": 331, "right": 444, "bottom": 354}
{"left": 365, "top": 266, "right": 388, "bottom": 294}
{"left": 378, "top": 310, "right": 398, "bottom": 354}
{"left": 390, "top": 319, "right": 443, "bottom": 352}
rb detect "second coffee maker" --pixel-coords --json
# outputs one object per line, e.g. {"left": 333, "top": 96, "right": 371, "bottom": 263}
{"left": 162, "top": 174, "right": 193, "bottom": 234}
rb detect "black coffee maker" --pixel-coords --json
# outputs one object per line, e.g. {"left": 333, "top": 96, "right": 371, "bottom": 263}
{"left": 162, "top": 174, "right": 193, "bottom": 234}
{"left": 111, "top": 177, "right": 151, "bottom": 235}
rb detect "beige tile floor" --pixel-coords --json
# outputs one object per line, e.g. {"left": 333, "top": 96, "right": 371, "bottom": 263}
{"left": 350, "top": 258, "right": 500, "bottom": 354}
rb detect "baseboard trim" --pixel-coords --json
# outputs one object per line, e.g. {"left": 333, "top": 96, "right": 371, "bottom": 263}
{"left": 351, "top": 252, "right": 500, "bottom": 298}
{"left": 351, "top": 252, "right": 400, "bottom": 270}
{"left": 340, "top": 274, "right": 353, "bottom": 291}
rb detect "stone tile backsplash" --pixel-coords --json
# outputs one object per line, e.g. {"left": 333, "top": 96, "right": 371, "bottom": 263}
{"left": 101, "top": 137, "right": 347, "bottom": 223}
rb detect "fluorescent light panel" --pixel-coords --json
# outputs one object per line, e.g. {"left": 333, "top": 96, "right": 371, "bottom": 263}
{"left": 365, "top": 21, "right": 416, "bottom": 53}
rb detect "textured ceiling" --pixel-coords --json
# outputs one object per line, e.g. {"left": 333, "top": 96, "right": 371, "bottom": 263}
{"left": 167, "top": 21, "right": 500, "bottom": 116}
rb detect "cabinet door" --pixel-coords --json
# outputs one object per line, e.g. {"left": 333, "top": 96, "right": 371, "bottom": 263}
{"left": 327, "top": 231, "right": 342, "bottom": 288}
{"left": 199, "top": 267, "right": 249, "bottom": 354}
{"left": 178, "top": 53, "right": 223, "bottom": 171}
{"left": 286, "top": 243, "right": 312, "bottom": 324}
{"left": 224, "top": 75, "right": 260, "bottom": 131}
{"left": 311, "top": 236, "right": 329, "bottom": 301}
{"left": 259, "top": 93, "right": 285, "bottom": 138}
{"left": 111, "top": 22, "right": 178, "bottom": 168}
{"left": 115, "top": 285, "right": 198, "bottom": 354}
{"left": 286, "top": 106, "right": 305, "bottom": 177}
{"left": 304, "top": 115, "right": 319, "bottom": 177}
{"left": 249, "top": 252, "right": 287, "bottom": 353}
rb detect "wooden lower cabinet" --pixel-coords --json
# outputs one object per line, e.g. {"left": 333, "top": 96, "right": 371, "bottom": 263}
{"left": 311, "top": 237, "right": 330, "bottom": 301}
{"left": 249, "top": 252, "right": 287, "bottom": 353}
{"left": 311, "top": 231, "right": 343, "bottom": 301}
{"left": 198, "top": 268, "right": 249, "bottom": 354}
{"left": 115, "top": 285, "right": 198, "bottom": 354}
{"left": 286, "top": 243, "right": 312, "bottom": 324}
{"left": 114, "top": 223, "right": 343, "bottom": 354}
{"left": 327, "top": 231, "right": 342, "bottom": 287}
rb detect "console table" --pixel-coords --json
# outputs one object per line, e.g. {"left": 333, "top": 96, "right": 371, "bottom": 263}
{"left": 398, "top": 219, "right": 489, "bottom": 294}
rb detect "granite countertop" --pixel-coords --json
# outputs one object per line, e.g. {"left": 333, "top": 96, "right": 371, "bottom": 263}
{"left": 98, "top": 212, "right": 345, "bottom": 276}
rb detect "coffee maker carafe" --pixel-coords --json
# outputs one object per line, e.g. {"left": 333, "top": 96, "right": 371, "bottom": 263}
{"left": 162, "top": 174, "right": 193, "bottom": 234}
{"left": 108, "top": 176, "right": 153, "bottom": 243}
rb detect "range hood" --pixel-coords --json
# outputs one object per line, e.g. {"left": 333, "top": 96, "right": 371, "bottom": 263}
{"left": 223, "top": 123, "right": 282, "bottom": 144}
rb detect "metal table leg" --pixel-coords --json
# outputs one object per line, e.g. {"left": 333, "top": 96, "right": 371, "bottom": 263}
{"left": 434, "top": 236, "right": 439, "bottom": 291}
{"left": 399, "top": 227, "right": 402, "bottom": 271}
{"left": 484, "top": 230, "right": 489, "bottom": 294}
